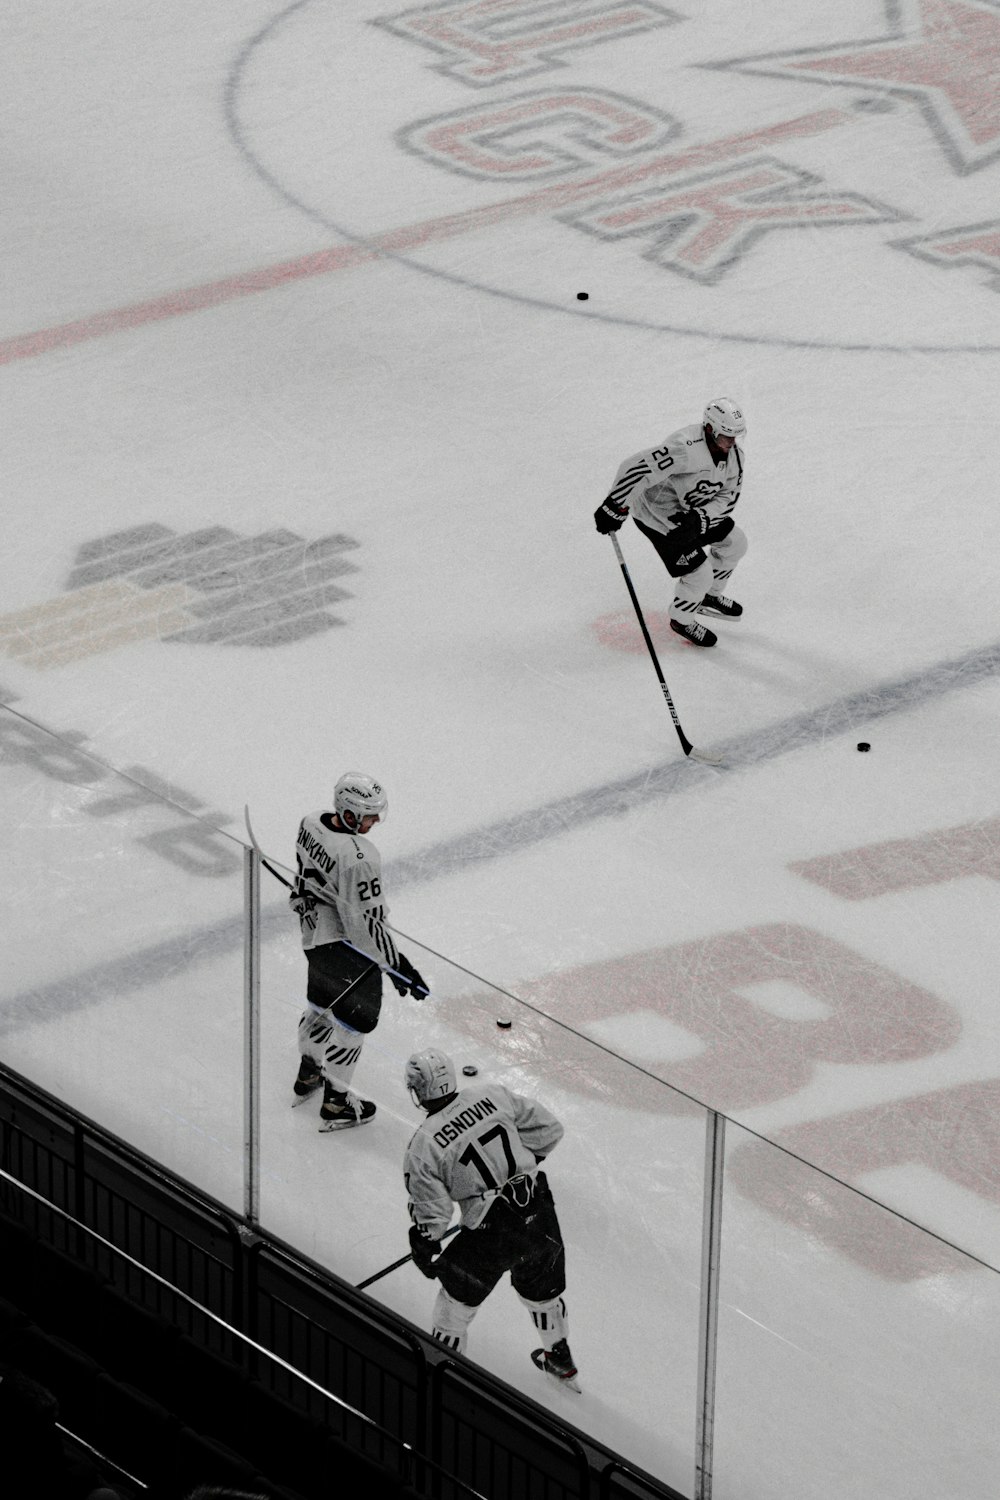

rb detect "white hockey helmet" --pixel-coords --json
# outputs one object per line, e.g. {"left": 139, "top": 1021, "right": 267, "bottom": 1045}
{"left": 703, "top": 397, "right": 746, "bottom": 439}
{"left": 334, "top": 772, "right": 388, "bottom": 831}
{"left": 405, "top": 1049, "right": 457, "bottom": 1108}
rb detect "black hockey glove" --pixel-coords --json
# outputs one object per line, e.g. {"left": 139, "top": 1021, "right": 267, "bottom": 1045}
{"left": 702, "top": 515, "right": 735, "bottom": 546}
{"left": 672, "top": 510, "right": 734, "bottom": 548}
{"left": 390, "top": 953, "right": 431, "bottom": 1000}
{"left": 409, "top": 1225, "right": 441, "bottom": 1279}
{"left": 594, "top": 498, "right": 628, "bottom": 533}
{"left": 288, "top": 885, "right": 317, "bottom": 922}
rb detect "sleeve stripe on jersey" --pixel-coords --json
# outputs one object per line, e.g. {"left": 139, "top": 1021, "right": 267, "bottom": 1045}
{"left": 608, "top": 462, "right": 652, "bottom": 502}
{"left": 365, "top": 905, "right": 400, "bottom": 971}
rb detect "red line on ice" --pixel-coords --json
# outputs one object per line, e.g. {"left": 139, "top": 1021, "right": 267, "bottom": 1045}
{"left": 0, "top": 109, "right": 847, "bottom": 366}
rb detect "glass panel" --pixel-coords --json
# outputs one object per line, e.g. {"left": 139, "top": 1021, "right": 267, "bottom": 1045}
{"left": 258, "top": 898, "right": 705, "bottom": 1496}
{"left": 0, "top": 704, "right": 246, "bottom": 1209}
{"left": 713, "top": 1122, "right": 1000, "bottom": 1499}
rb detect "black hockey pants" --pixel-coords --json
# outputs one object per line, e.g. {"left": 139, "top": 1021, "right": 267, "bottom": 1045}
{"left": 435, "top": 1172, "right": 566, "bottom": 1309}
{"left": 305, "top": 941, "right": 383, "bottom": 1033}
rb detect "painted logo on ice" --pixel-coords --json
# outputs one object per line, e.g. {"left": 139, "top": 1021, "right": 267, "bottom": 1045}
{"left": 0, "top": 524, "right": 359, "bottom": 667}
{"left": 227, "top": 0, "right": 1000, "bottom": 349}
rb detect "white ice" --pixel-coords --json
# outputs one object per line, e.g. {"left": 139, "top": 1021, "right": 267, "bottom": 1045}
{"left": 2, "top": 2, "right": 1000, "bottom": 1497}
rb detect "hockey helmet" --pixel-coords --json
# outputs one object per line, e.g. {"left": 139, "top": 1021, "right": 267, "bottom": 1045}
{"left": 405, "top": 1049, "right": 457, "bottom": 1108}
{"left": 703, "top": 397, "right": 746, "bottom": 440}
{"left": 334, "top": 772, "right": 388, "bottom": 831}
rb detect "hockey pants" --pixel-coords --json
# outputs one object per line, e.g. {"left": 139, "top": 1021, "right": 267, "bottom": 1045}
{"left": 305, "top": 940, "right": 382, "bottom": 1031}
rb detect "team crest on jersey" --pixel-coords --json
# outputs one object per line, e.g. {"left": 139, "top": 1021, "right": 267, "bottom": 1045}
{"left": 0, "top": 524, "right": 360, "bottom": 668}
{"left": 685, "top": 479, "right": 726, "bottom": 505}
{"left": 227, "top": 0, "right": 1000, "bottom": 349}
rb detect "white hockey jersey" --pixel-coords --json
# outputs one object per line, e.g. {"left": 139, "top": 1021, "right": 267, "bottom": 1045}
{"left": 292, "top": 810, "right": 400, "bottom": 971}
{"left": 604, "top": 422, "right": 745, "bottom": 536}
{"left": 404, "top": 1083, "right": 564, "bottom": 1240}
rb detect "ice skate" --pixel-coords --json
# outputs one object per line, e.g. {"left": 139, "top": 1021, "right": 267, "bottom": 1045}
{"left": 696, "top": 593, "right": 742, "bottom": 620}
{"left": 292, "top": 1057, "right": 322, "bottom": 1106}
{"left": 319, "top": 1089, "right": 377, "bottom": 1131}
{"left": 531, "top": 1339, "right": 581, "bottom": 1393}
{"left": 669, "top": 618, "right": 717, "bottom": 647}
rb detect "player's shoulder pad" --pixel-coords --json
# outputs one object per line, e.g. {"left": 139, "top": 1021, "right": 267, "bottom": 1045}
{"left": 342, "top": 829, "right": 378, "bottom": 863}
{"left": 660, "top": 423, "right": 708, "bottom": 472}
{"left": 614, "top": 446, "right": 654, "bottom": 479}
{"left": 298, "top": 810, "right": 337, "bottom": 850}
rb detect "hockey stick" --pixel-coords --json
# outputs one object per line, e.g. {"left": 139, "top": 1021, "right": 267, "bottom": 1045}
{"left": 242, "top": 806, "right": 432, "bottom": 998}
{"left": 356, "top": 1224, "right": 461, "bottom": 1291}
{"left": 243, "top": 804, "right": 296, "bottom": 892}
{"left": 608, "top": 534, "right": 723, "bottom": 766}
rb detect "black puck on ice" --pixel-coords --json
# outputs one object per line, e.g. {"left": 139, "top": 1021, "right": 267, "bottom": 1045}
{"left": 462, "top": 1064, "right": 478, "bottom": 1077}
{"left": 496, "top": 1018, "right": 512, "bottom": 1029}
{"left": 857, "top": 742, "right": 871, "bottom": 752}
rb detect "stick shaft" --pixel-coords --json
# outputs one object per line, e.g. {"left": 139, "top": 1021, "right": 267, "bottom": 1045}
{"left": 356, "top": 1224, "right": 461, "bottom": 1290}
{"left": 609, "top": 534, "right": 695, "bottom": 756}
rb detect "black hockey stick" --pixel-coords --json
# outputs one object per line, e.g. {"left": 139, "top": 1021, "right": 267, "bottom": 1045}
{"left": 243, "top": 804, "right": 296, "bottom": 892}
{"left": 356, "top": 1224, "right": 461, "bottom": 1291}
{"left": 609, "top": 534, "right": 723, "bottom": 766}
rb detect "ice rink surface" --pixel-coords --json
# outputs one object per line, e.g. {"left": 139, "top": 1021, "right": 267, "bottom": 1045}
{"left": 2, "top": 2, "right": 1000, "bottom": 1496}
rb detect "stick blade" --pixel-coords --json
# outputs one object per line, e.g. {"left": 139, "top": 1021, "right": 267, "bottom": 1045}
{"left": 688, "top": 746, "right": 725, "bottom": 766}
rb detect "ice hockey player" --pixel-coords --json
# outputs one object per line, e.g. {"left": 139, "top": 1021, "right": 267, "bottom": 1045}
{"left": 594, "top": 396, "right": 748, "bottom": 647}
{"left": 290, "top": 773, "right": 430, "bottom": 1131}
{"left": 403, "top": 1049, "right": 580, "bottom": 1391}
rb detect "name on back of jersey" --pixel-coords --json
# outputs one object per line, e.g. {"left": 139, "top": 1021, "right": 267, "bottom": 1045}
{"left": 297, "top": 825, "right": 335, "bottom": 875}
{"left": 432, "top": 1094, "right": 499, "bottom": 1149}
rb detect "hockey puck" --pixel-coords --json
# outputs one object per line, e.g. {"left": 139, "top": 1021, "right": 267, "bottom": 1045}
{"left": 462, "top": 1064, "right": 478, "bottom": 1077}
{"left": 857, "top": 742, "right": 871, "bottom": 752}
{"left": 496, "top": 1018, "right": 512, "bottom": 1029}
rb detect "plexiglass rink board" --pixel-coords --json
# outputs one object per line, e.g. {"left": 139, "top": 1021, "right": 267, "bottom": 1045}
{"left": 0, "top": 704, "right": 247, "bottom": 1210}
{"left": 260, "top": 911, "right": 707, "bottom": 1494}
{"left": 713, "top": 1121, "right": 1000, "bottom": 1500}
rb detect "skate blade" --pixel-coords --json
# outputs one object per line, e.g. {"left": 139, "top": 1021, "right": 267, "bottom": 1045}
{"left": 318, "top": 1113, "right": 374, "bottom": 1132}
{"left": 531, "top": 1352, "right": 581, "bottom": 1393}
{"left": 292, "top": 1087, "right": 321, "bottom": 1107}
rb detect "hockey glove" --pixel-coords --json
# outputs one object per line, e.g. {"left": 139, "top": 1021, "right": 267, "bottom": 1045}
{"left": 660, "top": 510, "right": 719, "bottom": 577}
{"left": 671, "top": 510, "right": 734, "bottom": 548}
{"left": 390, "top": 953, "right": 431, "bottom": 1000}
{"left": 409, "top": 1225, "right": 441, "bottom": 1279}
{"left": 702, "top": 515, "right": 735, "bottom": 546}
{"left": 288, "top": 886, "right": 317, "bottom": 922}
{"left": 594, "top": 498, "right": 628, "bottom": 533}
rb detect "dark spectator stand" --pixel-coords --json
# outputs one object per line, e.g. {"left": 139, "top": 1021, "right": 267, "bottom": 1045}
{"left": 0, "top": 1061, "right": 685, "bottom": 1500}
